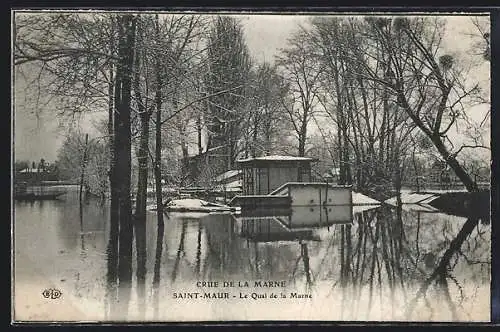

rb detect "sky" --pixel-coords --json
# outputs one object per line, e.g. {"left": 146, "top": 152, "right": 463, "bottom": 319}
{"left": 241, "top": 15, "right": 306, "bottom": 63}
{"left": 13, "top": 12, "right": 491, "bottom": 163}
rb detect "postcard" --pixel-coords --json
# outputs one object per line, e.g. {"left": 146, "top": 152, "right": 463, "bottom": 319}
{"left": 12, "top": 9, "right": 492, "bottom": 323}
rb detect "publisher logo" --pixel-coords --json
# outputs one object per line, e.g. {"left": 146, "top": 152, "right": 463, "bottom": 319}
{"left": 42, "top": 288, "right": 62, "bottom": 299}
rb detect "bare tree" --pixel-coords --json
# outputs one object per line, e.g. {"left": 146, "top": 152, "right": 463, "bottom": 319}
{"left": 277, "top": 28, "right": 323, "bottom": 157}
{"left": 205, "top": 16, "right": 252, "bottom": 169}
{"left": 112, "top": 14, "right": 137, "bottom": 284}
{"left": 305, "top": 17, "right": 417, "bottom": 191}
{"left": 469, "top": 17, "right": 491, "bottom": 62}
{"left": 347, "top": 17, "right": 487, "bottom": 192}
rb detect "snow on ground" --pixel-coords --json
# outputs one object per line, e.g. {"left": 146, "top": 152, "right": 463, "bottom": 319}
{"left": 146, "top": 186, "right": 177, "bottom": 194}
{"left": 162, "top": 198, "right": 239, "bottom": 213}
{"left": 237, "top": 155, "right": 316, "bottom": 162}
{"left": 146, "top": 204, "right": 159, "bottom": 211}
{"left": 147, "top": 192, "right": 381, "bottom": 212}
{"left": 352, "top": 192, "right": 381, "bottom": 205}
{"left": 384, "top": 193, "right": 440, "bottom": 205}
{"left": 166, "top": 211, "right": 216, "bottom": 219}
{"left": 168, "top": 198, "right": 207, "bottom": 209}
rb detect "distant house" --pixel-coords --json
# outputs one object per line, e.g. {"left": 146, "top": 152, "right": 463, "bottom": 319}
{"left": 183, "top": 145, "right": 229, "bottom": 187}
{"left": 237, "top": 155, "right": 318, "bottom": 195}
{"left": 16, "top": 167, "right": 55, "bottom": 183}
{"left": 19, "top": 168, "right": 46, "bottom": 174}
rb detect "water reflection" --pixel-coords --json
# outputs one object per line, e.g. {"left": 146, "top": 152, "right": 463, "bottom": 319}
{"left": 14, "top": 189, "right": 491, "bottom": 321}
{"left": 152, "top": 217, "right": 165, "bottom": 320}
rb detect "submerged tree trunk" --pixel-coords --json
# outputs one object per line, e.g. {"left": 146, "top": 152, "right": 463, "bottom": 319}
{"left": 113, "top": 14, "right": 136, "bottom": 285}
{"left": 79, "top": 133, "right": 89, "bottom": 203}
{"left": 152, "top": 221, "right": 165, "bottom": 320}
{"left": 134, "top": 111, "right": 149, "bottom": 279}
{"left": 132, "top": 22, "right": 148, "bottom": 281}
{"left": 107, "top": 60, "right": 119, "bottom": 285}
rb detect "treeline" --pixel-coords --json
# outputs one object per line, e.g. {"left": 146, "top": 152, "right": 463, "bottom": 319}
{"left": 14, "top": 13, "right": 294, "bottom": 288}
{"left": 14, "top": 13, "right": 489, "bottom": 287}
{"left": 279, "top": 17, "right": 490, "bottom": 196}
{"left": 14, "top": 158, "right": 60, "bottom": 181}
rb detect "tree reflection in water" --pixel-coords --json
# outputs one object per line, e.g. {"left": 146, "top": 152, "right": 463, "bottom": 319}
{"left": 101, "top": 202, "right": 489, "bottom": 321}
{"left": 300, "top": 241, "right": 312, "bottom": 287}
{"left": 405, "top": 216, "right": 482, "bottom": 320}
{"left": 135, "top": 220, "right": 147, "bottom": 320}
{"left": 195, "top": 222, "right": 202, "bottom": 276}
{"left": 171, "top": 220, "right": 187, "bottom": 282}
{"left": 330, "top": 205, "right": 489, "bottom": 321}
{"left": 152, "top": 215, "right": 165, "bottom": 321}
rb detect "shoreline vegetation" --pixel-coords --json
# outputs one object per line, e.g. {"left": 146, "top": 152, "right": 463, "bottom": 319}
{"left": 13, "top": 12, "right": 490, "bottom": 321}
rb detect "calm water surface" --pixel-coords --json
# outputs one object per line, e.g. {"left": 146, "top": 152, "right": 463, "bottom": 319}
{"left": 13, "top": 186, "right": 491, "bottom": 322}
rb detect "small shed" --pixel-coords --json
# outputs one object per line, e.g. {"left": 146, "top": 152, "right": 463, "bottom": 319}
{"left": 237, "top": 155, "right": 318, "bottom": 195}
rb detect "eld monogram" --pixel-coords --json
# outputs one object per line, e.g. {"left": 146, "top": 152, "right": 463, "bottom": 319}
{"left": 42, "top": 288, "right": 62, "bottom": 300}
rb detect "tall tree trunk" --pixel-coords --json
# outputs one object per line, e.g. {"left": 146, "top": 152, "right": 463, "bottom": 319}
{"left": 79, "top": 133, "right": 89, "bottom": 202}
{"left": 264, "top": 120, "right": 272, "bottom": 156}
{"left": 399, "top": 91, "right": 478, "bottom": 192}
{"left": 154, "top": 15, "right": 165, "bottom": 230}
{"left": 197, "top": 113, "right": 203, "bottom": 155}
{"left": 178, "top": 117, "right": 189, "bottom": 186}
{"left": 107, "top": 56, "right": 119, "bottom": 286}
{"left": 343, "top": 128, "right": 352, "bottom": 185}
{"left": 251, "top": 120, "right": 259, "bottom": 158}
{"left": 134, "top": 112, "right": 149, "bottom": 280}
{"left": 338, "top": 108, "right": 350, "bottom": 185}
{"left": 132, "top": 22, "right": 148, "bottom": 281}
{"left": 228, "top": 125, "right": 235, "bottom": 170}
{"left": 154, "top": 107, "right": 164, "bottom": 227}
{"left": 114, "top": 14, "right": 136, "bottom": 285}
{"left": 298, "top": 136, "right": 306, "bottom": 157}
{"left": 297, "top": 124, "right": 307, "bottom": 182}
{"left": 298, "top": 116, "right": 307, "bottom": 157}
{"left": 337, "top": 117, "right": 344, "bottom": 185}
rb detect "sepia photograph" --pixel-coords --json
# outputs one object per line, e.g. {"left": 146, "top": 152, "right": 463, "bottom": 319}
{"left": 12, "top": 10, "right": 492, "bottom": 322}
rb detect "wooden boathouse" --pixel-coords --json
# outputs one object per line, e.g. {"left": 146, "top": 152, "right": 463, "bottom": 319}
{"left": 237, "top": 155, "right": 318, "bottom": 195}
{"left": 230, "top": 155, "right": 353, "bottom": 211}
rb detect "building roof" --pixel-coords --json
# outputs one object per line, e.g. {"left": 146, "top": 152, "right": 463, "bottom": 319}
{"left": 215, "top": 170, "right": 242, "bottom": 183}
{"left": 237, "top": 155, "right": 318, "bottom": 163}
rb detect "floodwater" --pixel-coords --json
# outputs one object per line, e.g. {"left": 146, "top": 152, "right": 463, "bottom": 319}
{"left": 13, "top": 186, "right": 491, "bottom": 322}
